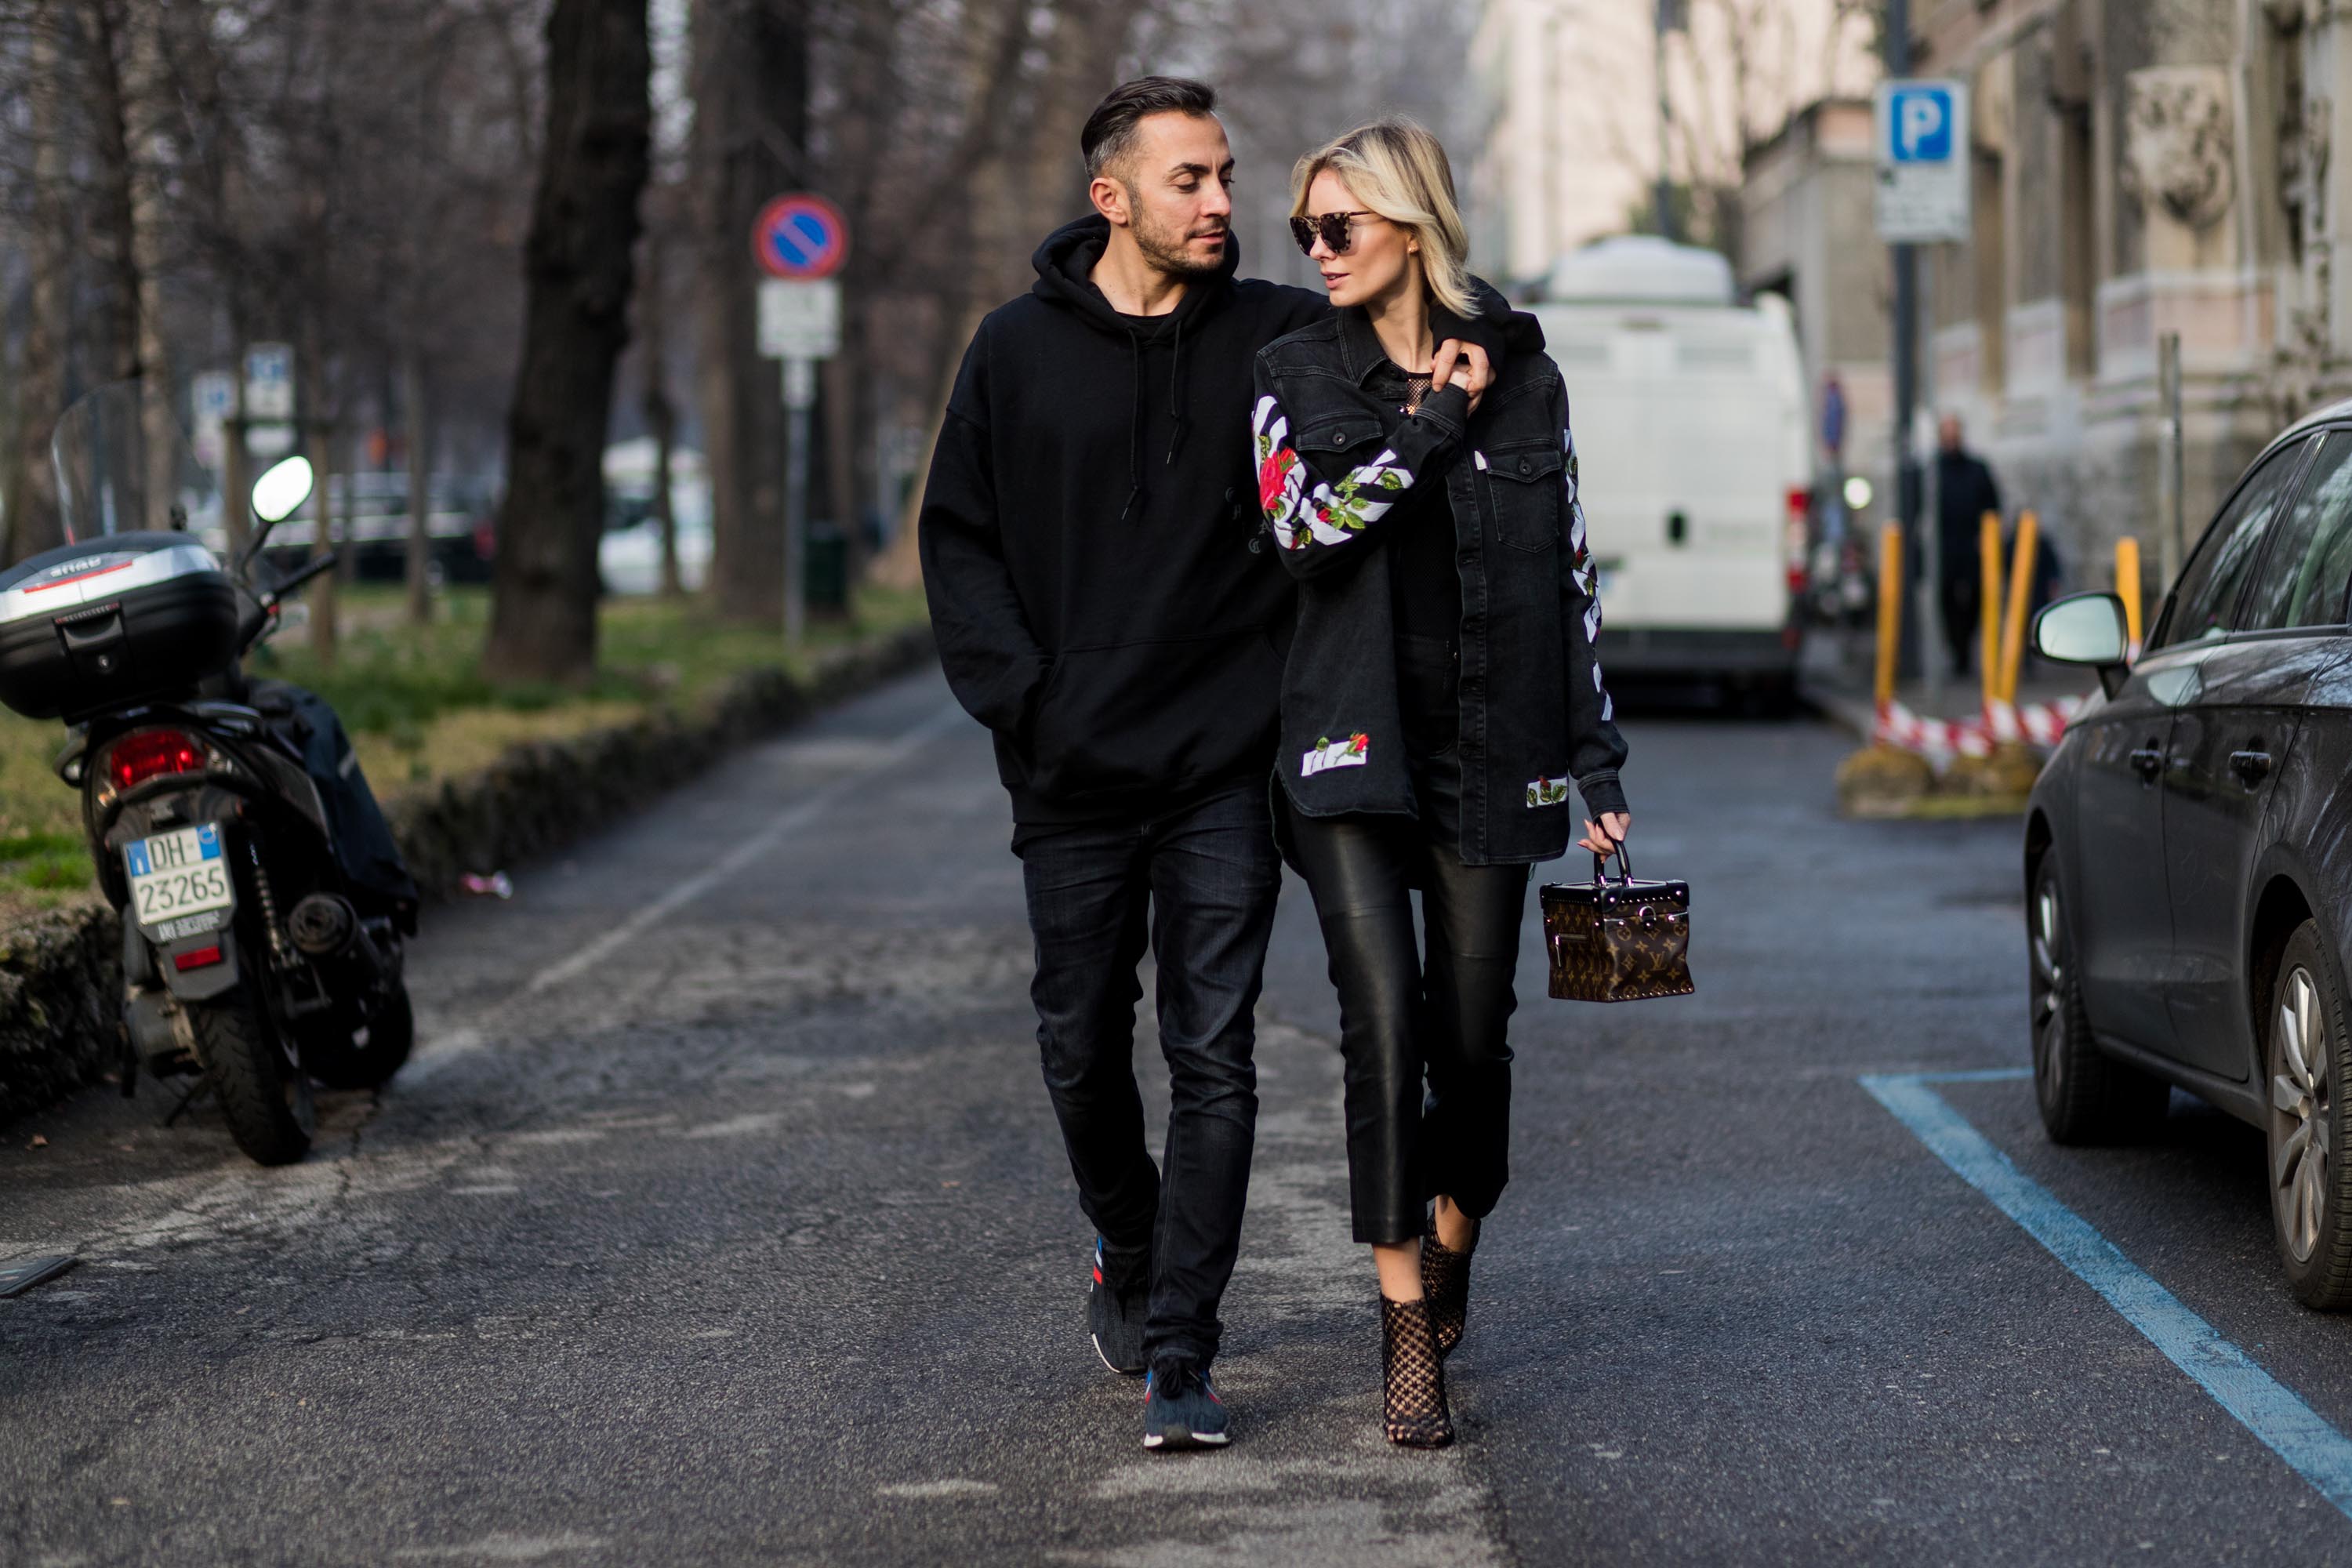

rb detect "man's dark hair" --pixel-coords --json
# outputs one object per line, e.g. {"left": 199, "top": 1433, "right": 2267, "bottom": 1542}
{"left": 1080, "top": 76, "right": 1218, "bottom": 182}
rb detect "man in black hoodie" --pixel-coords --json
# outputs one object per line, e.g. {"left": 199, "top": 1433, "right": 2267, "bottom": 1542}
{"left": 920, "top": 77, "right": 1500, "bottom": 1452}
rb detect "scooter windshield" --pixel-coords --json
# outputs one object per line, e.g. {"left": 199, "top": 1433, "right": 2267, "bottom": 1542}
{"left": 50, "top": 380, "right": 217, "bottom": 543}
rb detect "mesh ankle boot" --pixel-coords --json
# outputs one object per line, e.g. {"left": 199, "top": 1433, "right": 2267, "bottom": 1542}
{"left": 1381, "top": 1295, "right": 1454, "bottom": 1448}
{"left": 1421, "top": 1214, "right": 1479, "bottom": 1359}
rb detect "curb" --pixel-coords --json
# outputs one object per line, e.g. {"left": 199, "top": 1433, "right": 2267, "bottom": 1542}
{"left": 1798, "top": 677, "right": 1878, "bottom": 742}
{"left": 0, "top": 623, "right": 938, "bottom": 1128}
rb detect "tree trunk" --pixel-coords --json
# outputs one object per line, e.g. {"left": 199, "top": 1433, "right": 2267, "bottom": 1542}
{"left": 481, "top": 0, "right": 652, "bottom": 685}
{"left": 652, "top": 385, "right": 679, "bottom": 597}
{"left": 404, "top": 349, "right": 433, "bottom": 623}
{"left": 220, "top": 368, "right": 247, "bottom": 560}
{"left": 639, "top": 216, "right": 681, "bottom": 597}
{"left": 303, "top": 325, "right": 338, "bottom": 666}
{"left": 821, "top": 351, "right": 858, "bottom": 592}
{"left": 691, "top": 0, "right": 804, "bottom": 626}
{"left": 7, "top": 0, "right": 69, "bottom": 564}
{"left": 79, "top": 0, "right": 140, "bottom": 387}
{"left": 123, "top": 0, "right": 176, "bottom": 527}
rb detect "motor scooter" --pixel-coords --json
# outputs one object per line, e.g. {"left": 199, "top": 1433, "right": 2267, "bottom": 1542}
{"left": 0, "top": 381, "right": 419, "bottom": 1163}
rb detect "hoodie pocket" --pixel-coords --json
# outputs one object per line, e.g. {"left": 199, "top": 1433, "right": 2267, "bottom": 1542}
{"left": 1026, "top": 633, "right": 1282, "bottom": 801}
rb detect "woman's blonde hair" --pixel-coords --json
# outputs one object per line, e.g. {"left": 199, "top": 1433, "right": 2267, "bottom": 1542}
{"left": 1290, "top": 118, "right": 1474, "bottom": 318}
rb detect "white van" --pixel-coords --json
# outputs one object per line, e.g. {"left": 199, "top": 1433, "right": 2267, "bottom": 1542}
{"left": 1530, "top": 237, "right": 1813, "bottom": 704}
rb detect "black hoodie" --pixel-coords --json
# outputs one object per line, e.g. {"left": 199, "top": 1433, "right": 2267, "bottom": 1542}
{"left": 920, "top": 216, "right": 1517, "bottom": 822}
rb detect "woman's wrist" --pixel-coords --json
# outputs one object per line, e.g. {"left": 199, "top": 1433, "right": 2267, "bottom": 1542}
{"left": 1576, "top": 771, "right": 1628, "bottom": 821}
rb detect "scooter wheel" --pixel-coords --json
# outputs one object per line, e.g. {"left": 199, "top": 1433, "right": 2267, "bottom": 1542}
{"left": 194, "top": 991, "right": 314, "bottom": 1165}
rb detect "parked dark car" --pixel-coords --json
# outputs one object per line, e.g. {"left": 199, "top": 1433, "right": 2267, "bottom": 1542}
{"left": 2027, "top": 405, "right": 2352, "bottom": 1308}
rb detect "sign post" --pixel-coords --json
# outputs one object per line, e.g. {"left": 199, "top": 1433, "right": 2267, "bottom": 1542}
{"left": 243, "top": 342, "right": 296, "bottom": 461}
{"left": 1875, "top": 62, "right": 1970, "bottom": 691}
{"left": 753, "top": 194, "right": 849, "bottom": 647}
{"left": 191, "top": 371, "right": 243, "bottom": 553}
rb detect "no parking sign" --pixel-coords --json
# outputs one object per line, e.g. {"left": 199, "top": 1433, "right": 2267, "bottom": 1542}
{"left": 753, "top": 194, "right": 849, "bottom": 280}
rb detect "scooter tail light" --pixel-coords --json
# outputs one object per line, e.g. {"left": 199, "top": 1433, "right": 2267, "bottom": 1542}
{"left": 172, "top": 945, "right": 223, "bottom": 972}
{"left": 106, "top": 729, "right": 205, "bottom": 791}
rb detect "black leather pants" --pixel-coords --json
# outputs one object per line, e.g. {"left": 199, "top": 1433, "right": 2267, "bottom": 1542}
{"left": 1287, "top": 637, "right": 1529, "bottom": 1245}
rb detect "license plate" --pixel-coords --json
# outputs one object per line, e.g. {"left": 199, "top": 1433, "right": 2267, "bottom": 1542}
{"left": 125, "top": 825, "right": 234, "bottom": 927}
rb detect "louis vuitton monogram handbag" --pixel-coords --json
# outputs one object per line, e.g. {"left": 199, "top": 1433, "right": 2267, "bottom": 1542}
{"left": 1541, "top": 844, "right": 1694, "bottom": 1004}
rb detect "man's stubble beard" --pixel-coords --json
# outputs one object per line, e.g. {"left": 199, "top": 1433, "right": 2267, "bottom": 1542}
{"left": 1129, "top": 198, "right": 1226, "bottom": 279}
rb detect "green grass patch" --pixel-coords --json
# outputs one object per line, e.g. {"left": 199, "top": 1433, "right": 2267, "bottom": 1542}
{"left": 0, "top": 580, "right": 930, "bottom": 920}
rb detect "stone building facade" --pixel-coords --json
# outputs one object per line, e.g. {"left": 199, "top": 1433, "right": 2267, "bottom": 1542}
{"left": 1892, "top": 0, "right": 2350, "bottom": 591}
{"left": 1740, "top": 99, "right": 1893, "bottom": 488}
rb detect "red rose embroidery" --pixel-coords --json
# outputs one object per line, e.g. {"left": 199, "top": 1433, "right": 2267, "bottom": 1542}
{"left": 1258, "top": 448, "right": 1297, "bottom": 514}
{"left": 1348, "top": 732, "right": 1369, "bottom": 754}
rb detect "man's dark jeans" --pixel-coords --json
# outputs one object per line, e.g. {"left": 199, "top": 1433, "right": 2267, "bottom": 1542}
{"left": 1013, "top": 781, "right": 1279, "bottom": 1369}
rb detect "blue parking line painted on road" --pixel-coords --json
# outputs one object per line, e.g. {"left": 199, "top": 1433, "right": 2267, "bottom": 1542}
{"left": 1863, "top": 1069, "right": 2352, "bottom": 1523}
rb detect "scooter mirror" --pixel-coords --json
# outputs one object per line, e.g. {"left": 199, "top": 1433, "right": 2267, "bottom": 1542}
{"left": 251, "top": 455, "right": 314, "bottom": 525}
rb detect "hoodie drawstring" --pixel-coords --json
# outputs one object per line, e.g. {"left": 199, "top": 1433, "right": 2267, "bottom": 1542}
{"left": 1116, "top": 314, "right": 1189, "bottom": 521}
{"left": 1164, "top": 313, "right": 1188, "bottom": 469}
{"left": 1120, "top": 329, "right": 1145, "bottom": 522}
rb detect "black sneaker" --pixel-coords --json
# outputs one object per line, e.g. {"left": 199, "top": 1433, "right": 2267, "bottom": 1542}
{"left": 1089, "top": 1237, "right": 1149, "bottom": 1375}
{"left": 1143, "top": 1358, "right": 1230, "bottom": 1450}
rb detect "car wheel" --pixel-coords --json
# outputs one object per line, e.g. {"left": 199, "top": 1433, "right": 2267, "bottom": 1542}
{"left": 2029, "top": 855, "right": 2168, "bottom": 1144}
{"left": 2267, "top": 921, "right": 2352, "bottom": 1308}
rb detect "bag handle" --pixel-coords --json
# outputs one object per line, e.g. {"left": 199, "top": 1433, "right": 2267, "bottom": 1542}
{"left": 1590, "top": 833, "right": 1633, "bottom": 888}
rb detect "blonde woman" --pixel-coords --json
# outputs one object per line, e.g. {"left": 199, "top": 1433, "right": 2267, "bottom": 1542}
{"left": 1250, "top": 120, "right": 1631, "bottom": 1446}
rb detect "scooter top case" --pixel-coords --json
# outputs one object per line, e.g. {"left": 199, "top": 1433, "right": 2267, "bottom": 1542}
{"left": 0, "top": 532, "right": 240, "bottom": 722}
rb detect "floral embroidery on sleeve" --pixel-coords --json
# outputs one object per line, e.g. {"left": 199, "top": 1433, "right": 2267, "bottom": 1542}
{"left": 1253, "top": 397, "right": 1307, "bottom": 547}
{"left": 1252, "top": 394, "right": 1414, "bottom": 551}
{"left": 1563, "top": 426, "right": 1614, "bottom": 724}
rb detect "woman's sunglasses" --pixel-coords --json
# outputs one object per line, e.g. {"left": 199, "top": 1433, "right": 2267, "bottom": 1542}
{"left": 1289, "top": 211, "right": 1380, "bottom": 257}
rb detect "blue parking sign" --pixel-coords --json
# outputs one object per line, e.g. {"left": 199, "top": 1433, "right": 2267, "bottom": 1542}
{"left": 1890, "top": 85, "right": 1955, "bottom": 163}
{"left": 1876, "top": 79, "right": 1970, "bottom": 242}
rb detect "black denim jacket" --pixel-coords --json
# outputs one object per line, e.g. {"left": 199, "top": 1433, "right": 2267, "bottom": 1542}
{"left": 1250, "top": 307, "right": 1628, "bottom": 865}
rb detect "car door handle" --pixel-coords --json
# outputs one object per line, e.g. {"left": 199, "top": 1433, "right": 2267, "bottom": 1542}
{"left": 2231, "top": 749, "right": 2273, "bottom": 786}
{"left": 2129, "top": 742, "right": 2165, "bottom": 781}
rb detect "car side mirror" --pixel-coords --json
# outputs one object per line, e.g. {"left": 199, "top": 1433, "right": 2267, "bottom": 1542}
{"left": 2033, "top": 591, "right": 2131, "bottom": 694}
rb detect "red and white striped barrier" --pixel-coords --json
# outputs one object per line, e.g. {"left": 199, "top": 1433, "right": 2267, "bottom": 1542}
{"left": 1872, "top": 695, "right": 2085, "bottom": 761}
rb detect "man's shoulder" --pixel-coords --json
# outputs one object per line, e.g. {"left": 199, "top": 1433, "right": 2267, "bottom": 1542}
{"left": 975, "top": 291, "right": 1057, "bottom": 341}
{"left": 1228, "top": 277, "right": 1330, "bottom": 341}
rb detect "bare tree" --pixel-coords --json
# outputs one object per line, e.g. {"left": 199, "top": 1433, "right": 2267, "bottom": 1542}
{"left": 1564, "top": 0, "right": 1878, "bottom": 257}
{"left": 481, "top": 0, "right": 652, "bottom": 684}
{"left": 688, "top": 0, "right": 804, "bottom": 625}
{"left": 637, "top": 191, "right": 683, "bottom": 597}
{"left": 4, "top": 0, "right": 68, "bottom": 563}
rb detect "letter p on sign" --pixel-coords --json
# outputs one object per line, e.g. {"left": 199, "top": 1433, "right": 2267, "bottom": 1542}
{"left": 1895, "top": 86, "right": 1953, "bottom": 162}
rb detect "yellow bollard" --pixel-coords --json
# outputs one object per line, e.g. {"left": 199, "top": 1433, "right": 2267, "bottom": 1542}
{"left": 1839, "top": 519, "right": 1936, "bottom": 817}
{"left": 2115, "top": 535, "right": 2143, "bottom": 654}
{"left": 1876, "top": 521, "right": 1903, "bottom": 712}
{"left": 1997, "top": 511, "right": 2042, "bottom": 705}
{"left": 1980, "top": 512, "right": 2002, "bottom": 708}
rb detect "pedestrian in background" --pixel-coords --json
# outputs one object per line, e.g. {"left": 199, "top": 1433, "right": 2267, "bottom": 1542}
{"left": 917, "top": 78, "right": 1506, "bottom": 1453}
{"left": 1935, "top": 412, "right": 2004, "bottom": 677}
{"left": 1250, "top": 118, "right": 1629, "bottom": 1448}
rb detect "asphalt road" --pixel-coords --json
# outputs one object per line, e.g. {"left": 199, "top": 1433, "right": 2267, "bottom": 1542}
{"left": 5, "top": 662, "right": 2350, "bottom": 1565}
